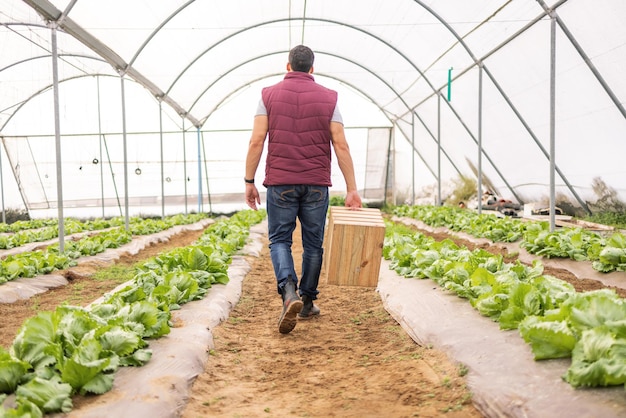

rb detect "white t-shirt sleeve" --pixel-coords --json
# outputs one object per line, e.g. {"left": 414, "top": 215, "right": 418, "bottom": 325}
{"left": 256, "top": 98, "right": 343, "bottom": 124}
{"left": 331, "top": 105, "right": 343, "bottom": 124}
{"left": 256, "top": 98, "right": 267, "bottom": 116}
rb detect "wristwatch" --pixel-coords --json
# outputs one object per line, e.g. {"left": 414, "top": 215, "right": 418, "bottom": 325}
{"left": 244, "top": 178, "right": 255, "bottom": 184}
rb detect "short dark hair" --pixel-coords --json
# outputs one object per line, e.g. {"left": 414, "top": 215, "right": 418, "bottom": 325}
{"left": 289, "top": 45, "right": 314, "bottom": 72}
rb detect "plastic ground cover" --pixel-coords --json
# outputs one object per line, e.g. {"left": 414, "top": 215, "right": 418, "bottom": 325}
{"left": 378, "top": 217, "right": 626, "bottom": 417}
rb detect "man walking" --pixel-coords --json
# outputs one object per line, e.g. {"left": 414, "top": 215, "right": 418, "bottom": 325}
{"left": 244, "top": 45, "right": 362, "bottom": 334}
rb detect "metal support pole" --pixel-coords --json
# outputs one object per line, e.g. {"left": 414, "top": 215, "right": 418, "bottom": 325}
{"left": 478, "top": 62, "right": 484, "bottom": 215}
{"left": 411, "top": 111, "right": 415, "bottom": 205}
{"left": 96, "top": 76, "right": 105, "bottom": 218}
{"left": 201, "top": 131, "right": 212, "bottom": 215}
{"left": 0, "top": 138, "right": 5, "bottom": 224}
{"left": 159, "top": 101, "right": 165, "bottom": 218}
{"left": 437, "top": 92, "right": 442, "bottom": 206}
{"left": 51, "top": 24, "right": 65, "bottom": 252}
{"left": 182, "top": 117, "right": 188, "bottom": 214}
{"left": 549, "top": 11, "right": 557, "bottom": 231}
{"left": 383, "top": 127, "right": 393, "bottom": 208}
{"left": 120, "top": 76, "right": 129, "bottom": 230}
{"left": 197, "top": 126, "right": 202, "bottom": 213}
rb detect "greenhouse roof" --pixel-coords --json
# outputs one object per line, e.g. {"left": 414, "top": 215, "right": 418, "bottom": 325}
{"left": 1, "top": 0, "right": 625, "bottom": 218}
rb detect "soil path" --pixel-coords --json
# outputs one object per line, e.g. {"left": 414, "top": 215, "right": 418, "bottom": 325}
{"left": 181, "top": 223, "right": 481, "bottom": 417}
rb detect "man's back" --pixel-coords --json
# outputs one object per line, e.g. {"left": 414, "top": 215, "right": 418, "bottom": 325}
{"left": 262, "top": 71, "right": 337, "bottom": 187}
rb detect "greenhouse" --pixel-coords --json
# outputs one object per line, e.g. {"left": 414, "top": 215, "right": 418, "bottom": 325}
{"left": 2, "top": 1, "right": 626, "bottom": 417}
{"left": 2, "top": 0, "right": 624, "bottom": 223}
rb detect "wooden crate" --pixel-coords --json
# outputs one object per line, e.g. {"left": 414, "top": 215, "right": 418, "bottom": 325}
{"left": 324, "top": 207, "right": 386, "bottom": 287}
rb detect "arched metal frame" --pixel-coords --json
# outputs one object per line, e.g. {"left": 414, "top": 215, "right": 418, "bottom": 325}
{"left": 10, "top": 0, "right": 625, "bottom": 218}
{"left": 192, "top": 50, "right": 460, "bottom": 186}
{"left": 174, "top": 19, "right": 519, "bottom": 202}
{"left": 1, "top": 56, "right": 113, "bottom": 132}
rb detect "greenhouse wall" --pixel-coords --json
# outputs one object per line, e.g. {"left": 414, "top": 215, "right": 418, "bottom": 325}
{"left": 0, "top": 0, "right": 624, "bottom": 219}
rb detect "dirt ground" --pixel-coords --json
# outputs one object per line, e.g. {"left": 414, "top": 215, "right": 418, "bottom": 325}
{"left": 180, "top": 226, "right": 480, "bottom": 418}
{"left": 1, "top": 217, "right": 621, "bottom": 417}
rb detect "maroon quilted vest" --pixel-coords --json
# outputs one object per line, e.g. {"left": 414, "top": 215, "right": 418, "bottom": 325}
{"left": 261, "top": 71, "right": 337, "bottom": 186}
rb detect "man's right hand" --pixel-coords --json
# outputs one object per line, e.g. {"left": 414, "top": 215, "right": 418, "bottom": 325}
{"left": 345, "top": 190, "right": 362, "bottom": 209}
{"left": 245, "top": 184, "right": 261, "bottom": 210}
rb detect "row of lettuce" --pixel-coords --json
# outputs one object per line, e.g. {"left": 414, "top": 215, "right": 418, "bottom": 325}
{"left": 384, "top": 216, "right": 626, "bottom": 389}
{"left": 0, "top": 214, "right": 211, "bottom": 285}
{"left": 0, "top": 220, "right": 59, "bottom": 235}
{"left": 0, "top": 209, "right": 266, "bottom": 417}
{"left": 393, "top": 205, "right": 626, "bottom": 274}
{"left": 0, "top": 217, "right": 141, "bottom": 250}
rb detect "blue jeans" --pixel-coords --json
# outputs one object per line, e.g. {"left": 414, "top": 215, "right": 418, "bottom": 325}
{"left": 266, "top": 185, "right": 329, "bottom": 300}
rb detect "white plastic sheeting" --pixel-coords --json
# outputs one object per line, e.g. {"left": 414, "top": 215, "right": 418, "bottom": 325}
{"left": 380, "top": 215, "right": 626, "bottom": 417}
{"left": 378, "top": 259, "right": 626, "bottom": 418}
{"left": 1, "top": 0, "right": 625, "bottom": 217}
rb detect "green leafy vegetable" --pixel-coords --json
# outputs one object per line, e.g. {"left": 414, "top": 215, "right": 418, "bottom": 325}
{"left": 15, "top": 377, "right": 73, "bottom": 413}
{"left": 0, "top": 349, "right": 29, "bottom": 394}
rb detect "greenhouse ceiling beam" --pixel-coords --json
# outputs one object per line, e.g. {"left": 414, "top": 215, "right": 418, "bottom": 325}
{"left": 408, "top": 5, "right": 550, "bottom": 111}
{"left": 0, "top": 52, "right": 107, "bottom": 75}
{"left": 196, "top": 50, "right": 459, "bottom": 181}
{"left": 465, "top": 5, "right": 589, "bottom": 211}
{"left": 320, "top": 52, "right": 463, "bottom": 180}
{"left": 440, "top": 90, "right": 523, "bottom": 204}
{"left": 202, "top": 70, "right": 440, "bottom": 183}
{"left": 22, "top": 0, "right": 201, "bottom": 127}
{"left": 407, "top": 0, "right": 567, "bottom": 110}
{"left": 0, "top": 54, "right": 111, "bottom": 132}
{"left": 1, "top": 72, "right": 115, "bottom": 133}
{"left": 0, "top": 21, "right": 103, "bottom": 75}
{"left": 404, "top": 0, "right": 583, "bottom": 206}
{"left": 126, "top": 0, "right": 194, "bottom": 69}
{"left": 200, "top": 70, "right": 444, "bottom": 195}
{"left": 402, "top": 0, "right": 538, "bottom": 204}
{"left": 481, "top": 64, "right": 590, "bottom": 214}
{"left": 172, "top": 25, "right": 466, "bottom": 181}
{"left": 165, "top": 17, "right": 445, "bottom": 109}
{"left": 134, "top": 11, "right": 509, "bottom": 197}
{"left": 405, "top": 1, "right": 589, "bottom": 212}
{"left": 193, "top": 51, "right": 400, "bottom": 122}
{"left": 199, "top": 72, "right": 383, "bottom": 126}
{"left": 537, "top": 0, "right": 626, "bottom": 121}
{"left": 401, "top": 1, "right": 557, "bottom": 203}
